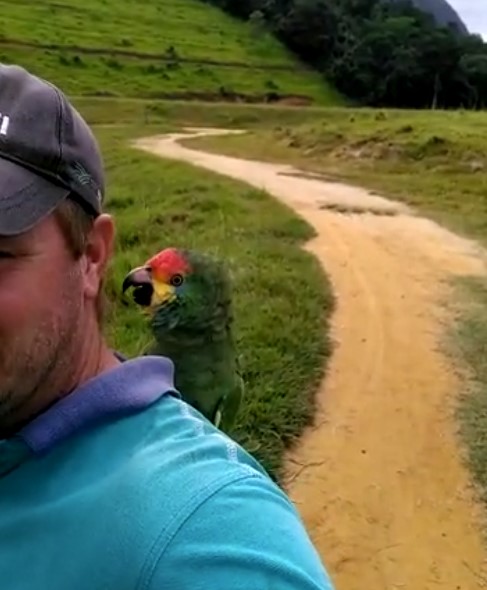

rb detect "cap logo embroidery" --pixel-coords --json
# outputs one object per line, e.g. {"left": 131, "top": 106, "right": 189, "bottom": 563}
{"left": 0, "top": 114, "right": 10, "bottom": 136}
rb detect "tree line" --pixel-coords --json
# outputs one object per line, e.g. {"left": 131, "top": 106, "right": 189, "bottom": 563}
{"left": 201, "top": 0, "right": 487, "bottom": 109}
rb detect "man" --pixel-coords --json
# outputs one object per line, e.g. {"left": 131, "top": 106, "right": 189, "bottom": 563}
{"left": 0, "top": 63, "right": 336, "bottom": 589}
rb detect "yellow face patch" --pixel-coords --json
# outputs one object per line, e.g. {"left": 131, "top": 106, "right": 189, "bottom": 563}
{"left": 151, "top": 279, "right": 176, "bottom": 306}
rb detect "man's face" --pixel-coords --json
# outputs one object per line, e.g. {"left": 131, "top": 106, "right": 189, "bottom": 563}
{"left": 0, "top": 212, "right": 86, "bottom": 429}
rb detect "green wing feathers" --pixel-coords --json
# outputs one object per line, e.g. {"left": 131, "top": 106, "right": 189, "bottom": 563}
{"left": 213, "top": 371, "right": 245, "bottom": 433}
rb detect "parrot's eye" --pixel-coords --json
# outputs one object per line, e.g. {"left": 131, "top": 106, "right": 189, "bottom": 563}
{"left": 170, "top": 273, "right": 184, "bottom": 287}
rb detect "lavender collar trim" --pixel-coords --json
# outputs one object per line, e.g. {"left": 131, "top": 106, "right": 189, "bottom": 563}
{"left": 18, "top": 355, "right": 179, "bottom": 455}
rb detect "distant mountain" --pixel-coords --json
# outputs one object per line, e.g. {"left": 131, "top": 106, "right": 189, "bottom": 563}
{"left": 390, "top": 0, "right": 469, "bottom": 34}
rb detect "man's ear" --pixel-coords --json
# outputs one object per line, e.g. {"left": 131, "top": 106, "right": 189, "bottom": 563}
{"left": 82, "top": 213, "right": 115, "bottom": 300}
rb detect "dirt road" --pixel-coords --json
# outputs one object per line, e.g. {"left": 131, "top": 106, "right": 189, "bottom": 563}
{"left": 135, "top": 129, "right": 487, "bottom": 589}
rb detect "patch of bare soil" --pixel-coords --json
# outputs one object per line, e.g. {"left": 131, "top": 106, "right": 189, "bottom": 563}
{"left": 135, "top": 128, "right": 487, "bottom": 589}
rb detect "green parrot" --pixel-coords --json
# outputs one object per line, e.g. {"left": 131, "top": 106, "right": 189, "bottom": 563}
{"left": 121, "top": 246, "right": 244, "bottom": 434}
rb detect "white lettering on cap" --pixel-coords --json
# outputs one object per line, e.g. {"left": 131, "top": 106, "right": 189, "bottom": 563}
{"left": 0, "top": 114, "right": 10, "bottom": 136}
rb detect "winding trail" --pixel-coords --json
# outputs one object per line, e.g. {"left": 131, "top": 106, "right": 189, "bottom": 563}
{"left": 135, "top": 128, "right": 487, "bottom": 589}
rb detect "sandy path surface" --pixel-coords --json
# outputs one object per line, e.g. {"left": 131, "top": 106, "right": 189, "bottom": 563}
{"left": 135, "top": 128, "right": 487, "bottom": 589}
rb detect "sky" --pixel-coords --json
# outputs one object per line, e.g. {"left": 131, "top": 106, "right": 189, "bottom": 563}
{"left": 449, "top": 0, "right": 487, "bottom": 39}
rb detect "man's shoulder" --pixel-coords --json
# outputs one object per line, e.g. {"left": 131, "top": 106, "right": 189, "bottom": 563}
{"left": 98, "top": 391, "right": 273, "bottom": 527}
{"left": 111, "top": 395, "right": 334, "bottom": 589}
{"left": 115, "top": 391, "right": 272, "bottom": 507}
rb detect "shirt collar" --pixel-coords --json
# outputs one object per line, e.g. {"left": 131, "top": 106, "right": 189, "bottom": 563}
{"left": 16, "top": 355, "right": 179, "bottom": 455}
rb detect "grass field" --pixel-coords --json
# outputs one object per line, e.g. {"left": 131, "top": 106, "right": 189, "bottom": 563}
{"left": 93, "top": 120, "right": 334, "bottom": 481}
{"left": 73, "top": 96, "right": 340, "bottom": 127}
{"left": 180, "top": 106, "right": 487, "bottom": 501}
{"left": 0, "top": 0, "right": 340, "bottom": 104}
{"left": 450, "top": 276, "right": 487, "bottom": 504}
{"left": 184, "top": 108, "right": 487, "bottom": 241}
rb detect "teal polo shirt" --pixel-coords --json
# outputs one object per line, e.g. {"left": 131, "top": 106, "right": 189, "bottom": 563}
{"left": 0, "top": 355, "right": 335, "bottom": 589}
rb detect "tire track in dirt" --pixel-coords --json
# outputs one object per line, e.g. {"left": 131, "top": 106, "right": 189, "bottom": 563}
{"left": 134, "top": 128, "right": 487, "bottom": 589}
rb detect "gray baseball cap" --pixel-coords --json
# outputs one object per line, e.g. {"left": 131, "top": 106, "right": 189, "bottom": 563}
{"left": 0, "top": 63, "right": 105, "bottom": 236}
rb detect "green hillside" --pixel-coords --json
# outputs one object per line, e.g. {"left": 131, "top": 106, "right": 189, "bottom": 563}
{"left": 0, "top": 0, "right": 340, "bottom": 104}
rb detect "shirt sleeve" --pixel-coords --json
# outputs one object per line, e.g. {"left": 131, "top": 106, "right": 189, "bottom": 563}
{"left": 145, "top": 472, "right": 336, "bottom": 590}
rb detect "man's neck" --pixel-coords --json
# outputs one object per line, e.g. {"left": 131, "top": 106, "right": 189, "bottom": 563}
{"left": 71, "top": 335, "right": 121, "bottom": 393}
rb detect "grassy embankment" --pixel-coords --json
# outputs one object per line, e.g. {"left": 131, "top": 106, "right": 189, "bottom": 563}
{"left": 0, "top": 0, "right": 341, "bottom": 104}
{"left": 182, "top": 108, "right": 487, "bottom": 499}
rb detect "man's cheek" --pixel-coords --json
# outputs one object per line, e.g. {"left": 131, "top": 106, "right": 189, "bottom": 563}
{"left": 0, "top": 289, "right": 28, "bottom": 326}
{"left": 0, "top": 287, "right": 41, "bottom": 348}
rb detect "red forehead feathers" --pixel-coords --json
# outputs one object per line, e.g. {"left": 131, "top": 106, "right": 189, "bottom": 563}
{"left": 146, "top": 248, "right": 191, "bottom": 279}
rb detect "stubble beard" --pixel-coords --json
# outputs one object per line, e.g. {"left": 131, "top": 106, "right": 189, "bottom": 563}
{"left": 0, "top": 272, "right": 84, "bottom": 436}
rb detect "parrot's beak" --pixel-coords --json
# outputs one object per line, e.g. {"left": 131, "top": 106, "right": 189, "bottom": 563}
{"left": 122, "top": 265, "right": 176, "bottom": 309}
{"left": 122, "top": 266, "right": 154, "bottom": 307}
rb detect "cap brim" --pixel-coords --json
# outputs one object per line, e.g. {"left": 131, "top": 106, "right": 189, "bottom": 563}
{"left": 0, "top": 156, "right": 69, "bottom": 236}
